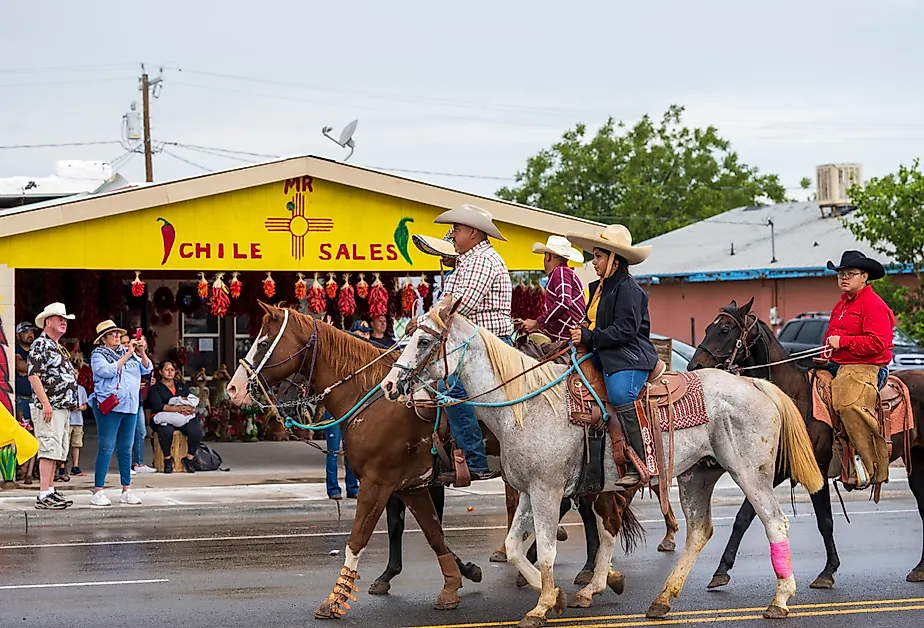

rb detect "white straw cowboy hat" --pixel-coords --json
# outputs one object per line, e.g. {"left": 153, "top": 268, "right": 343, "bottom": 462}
{"left": 34, "top": 302, "right": 75, "bottom": 328}
{"left": 566, "top": 224, "right": 651, "bottom": 265}
{"left": 434, "top": 204, "right": 507, "bottom": 241}
{"left": 412, "top": 234, "right": 458, "bottom": 258}
{"left": 532, "top": 235, "right": 585, "bottom": 264}
{"left": 93, "top": 319, "right": 127, "bottom": 344}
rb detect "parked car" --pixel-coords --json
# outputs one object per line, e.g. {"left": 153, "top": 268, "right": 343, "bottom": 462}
{"left": 651, "top": 333, "right": 696, "bottom": 372}
{"left": 777, "top": 312, "right": 924, "bottom": 371}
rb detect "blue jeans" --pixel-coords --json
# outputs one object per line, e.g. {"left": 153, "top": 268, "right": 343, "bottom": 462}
{"left": 93, "top": 407, "right": 136, "bottom": 488}
{"left": 603, "top": 369, "right": 649, "bottom": 406}
{"left": 325, "top": 418, "right": 358, "bottom": 497}
{"left": 132, "top": 408, "right": 146, "bottom": 466}
{"left": 15, "top": 397, "right": 31, "bottom": 424}
{"left": 441, "top": 376, "right": 490, "bottom": 474}
{"left": 826, "top": 363, "right": 889, "bottom": 391}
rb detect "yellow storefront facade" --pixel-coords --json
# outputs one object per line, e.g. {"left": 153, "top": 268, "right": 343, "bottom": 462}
{"left": 0, "top": 154, "right": 602, "bottom": 415}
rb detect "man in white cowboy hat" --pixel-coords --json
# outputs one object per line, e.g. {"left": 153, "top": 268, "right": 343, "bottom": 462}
{"left": 566, "top": 225, "right": 659, "bottom": 488}
{"left": 415, "top": 204, "right": 513, "bottom": 482}
{"left": 520, "top": 235, "right": 587, "bottom": 342}
{"left": 27, "top": 303, "right": 79, "bottom": 510}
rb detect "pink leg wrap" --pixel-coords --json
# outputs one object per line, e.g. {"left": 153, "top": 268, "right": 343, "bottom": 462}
{"left": 770, "top": 540, "right": 793, "bottom": 579}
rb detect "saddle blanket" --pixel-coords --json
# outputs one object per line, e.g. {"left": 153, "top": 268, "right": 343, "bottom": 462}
{"left": 649, "top": 371, "right": 710, "bottom": 432}
{"left": 811, "top": 370, "right": 913, "bottom": 437}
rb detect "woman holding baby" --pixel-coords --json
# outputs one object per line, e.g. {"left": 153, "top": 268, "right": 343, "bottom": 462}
{"left": 147, "top": 360, "right": 203, "bottom": 474}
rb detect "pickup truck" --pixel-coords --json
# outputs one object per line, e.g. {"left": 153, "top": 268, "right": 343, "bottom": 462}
{"left": 777, "top": 312, "right": 924, "bottom": 371}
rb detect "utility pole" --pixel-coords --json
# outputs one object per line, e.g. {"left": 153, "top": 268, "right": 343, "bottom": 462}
{"left": 139, "top": 65, "right": 162, "bottom": 182}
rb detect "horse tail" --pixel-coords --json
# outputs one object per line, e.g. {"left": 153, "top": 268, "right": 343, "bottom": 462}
{"left": 752, "top": 378, "right": 824, "bottom": 494}
{"left": 619, "top": 502, "right": 645, "bottom": 555}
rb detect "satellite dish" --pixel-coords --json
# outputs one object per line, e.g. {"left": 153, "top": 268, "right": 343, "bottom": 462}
{"left": 322, "top": 119, "right": 359, "bottom": 162}
{"left": 92, "top": 173, "right": 132, "bottom": 195}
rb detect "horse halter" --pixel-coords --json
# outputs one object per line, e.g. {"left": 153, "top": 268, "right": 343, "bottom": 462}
{"left": 395, "top": 313, "right": 457, "bottom": 389}
{"left": 697, "top": 310, "right": 760, "bottom": 371}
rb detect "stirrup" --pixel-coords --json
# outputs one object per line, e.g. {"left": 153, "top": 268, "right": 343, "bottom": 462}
{"left": 853, "top": 454, "right": 870, "bottom": 490}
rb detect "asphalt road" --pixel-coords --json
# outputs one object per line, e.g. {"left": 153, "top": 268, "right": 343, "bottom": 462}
{"left": 1, "top": 494, "right": 922, "bottom": 628}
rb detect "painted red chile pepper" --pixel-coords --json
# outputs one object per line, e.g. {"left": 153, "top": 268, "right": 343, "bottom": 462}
{"left": 157, "top": 217, "right": 175, "bottom": 265}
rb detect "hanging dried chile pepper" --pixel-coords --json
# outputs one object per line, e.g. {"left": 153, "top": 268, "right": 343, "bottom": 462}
{"left": 400, "top": 277, "right": 417, "bottom": 316}
{"left": 417, "top": 273, "right": 430, "bottom": 300}
{"left": 197, "top": 272, "right": 209, "bottom": 298}
{"left": 307, "top": 272, "right": 326, "bottom": 314}
{"left": 355, "top": 273, "right": 369, "bottom": 300}
{"left": 368, "top": 273, "right": 389, "bottom": 318}
{"left": 338, "top": 273, "right": 356, "bottom": 319}
{"left": 325, "top": 272, "right": 338, "bottom": 300}
{"left": 263, "top": 272, "right": 276, "bottom": 299}
{"left": 294, "top": 272, "right": 308, "bottom": 301}
{"left": 511, "top": 283, "right": 526, "bottom": 319}
{"left": 209, "top": 273, "right": 231, "bottom": 317}
{"left": 130, "top": 271, "right": 146, "bottom": 298}
{"left": 229, "top": 272, "right": 242, "bottom": 299}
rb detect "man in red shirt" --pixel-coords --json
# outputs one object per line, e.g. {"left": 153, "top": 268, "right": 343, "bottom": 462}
{"left": 823, "top": 250, "right": 894, "bottom": 489}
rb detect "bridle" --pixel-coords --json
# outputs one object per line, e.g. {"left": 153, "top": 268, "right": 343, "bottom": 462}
{"left": 393, "top": 310, "right": 466, "bottom": 395}
{"left": 696, "top": 310, "right": 762, "bottom": 372}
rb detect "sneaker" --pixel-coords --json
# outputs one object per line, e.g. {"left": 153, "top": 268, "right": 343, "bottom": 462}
{"left": 329, "top": 492, "right": 343, "bottom": 501}
{"left": 346, "top": 493, "right": 358, "bottom": 500}
{"left": 90, "top": 491, "right": 112, "bottom": 507}
{"left": 134, "top": 464, "right": 156, "bottom": 474}
{"left": 130, "top": 468, "right": 137, "bottom": 476}
{"left": 71, "top": 467, "right": 87, "bottom": 476}
{"left": 120, "top": 489, "right": 142, "bottom": 505}
{"left": 181, "top": 458, "right": 196, "bottom": 474}
{"left": 50, "top": 490, "right": 74, "bottom": 507}
{"left": 35, "top": 494, "right": 68, "bottom": 510}
{"left": 163, "top": 459, "right": 173, "bottom": 474}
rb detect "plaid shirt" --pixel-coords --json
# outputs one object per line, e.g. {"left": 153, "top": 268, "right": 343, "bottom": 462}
{"left": 441, "top": 239, "right": 513, "bottom": 338}
{"left": 536, "top": 265, "right": 586, "bottom": 341}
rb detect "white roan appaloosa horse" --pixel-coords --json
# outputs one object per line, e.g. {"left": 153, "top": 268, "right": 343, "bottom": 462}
{"left": 381, "top": 296, "right": 825, "bottom": 627}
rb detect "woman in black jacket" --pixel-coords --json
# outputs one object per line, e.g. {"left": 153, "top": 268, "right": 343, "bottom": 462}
{"left": 147, "top": 361, "right": 203, "bottom": 474}
{"left": 567, "top": 225, "right": 658, "bottom": 487}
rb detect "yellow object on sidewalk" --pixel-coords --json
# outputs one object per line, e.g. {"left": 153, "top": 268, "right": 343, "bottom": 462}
{"left": 0, "top": 403, "right": 39, "bottom": 464}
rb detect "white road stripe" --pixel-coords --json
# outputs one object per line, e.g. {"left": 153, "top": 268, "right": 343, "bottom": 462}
{"left": 0, "top": 508, "right": 916, "bottom": 551}
{"left": 0, "top": 578, "right": 169, "bottom": 590}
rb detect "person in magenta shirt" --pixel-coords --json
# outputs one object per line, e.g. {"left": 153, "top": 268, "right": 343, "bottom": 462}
{"left": 520, "top": 235, "right": 587, "bottom": 342}
{"left": 822, "top": 250, "right": 895, "bottom": 489}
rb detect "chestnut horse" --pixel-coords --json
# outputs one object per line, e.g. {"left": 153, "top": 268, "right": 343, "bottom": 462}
{"left": 690, "top": 298, "right": 924, "bottom": 586}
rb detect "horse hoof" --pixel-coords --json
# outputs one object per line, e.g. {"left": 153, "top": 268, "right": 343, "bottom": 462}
{"left": 707, "top": 573, "right": 730, "bottom": 589}
{"left": 462, "top": 562, "right": 483, "bottom": 583}
{"left": 763, "top": 605, "right": 789, "bottom": 619}
{"left": 434, "top": 590, "right": 461, "bottom": 610}
{"left": 607, "top": 571, "right": 625, "bottom": 595}
{"left": 516, "top": 572, "right": 529, "bottom": 588}
{"left": 657, "top": 540, "right": 676, "bottom": 552}
{"left": 573, "top": 570, "right": 593, "bottom": 586}
{"left": 517, "top": 616, "right": 546, "bottom": 628}
{"left": 556, "top": 526, "right": 568, "bottom": 542}
{"left": 809, "top": 574, "right": 835, "bottom": 589}
{"left": 314, "top": 600, "right": 338, "bottom": 620}
{"left": 368, "top": 580, "right": 391, "bottom": 595}
{"left": 907, "top": 569, "right": 924, "bottom": 583}
{"left": 553, "top": 587, "right": 566, "bottom": 616}
{"left": 568, "top": 593, "right": 593, "bottom": 608}
{"left": 646, "top": 602, "right": 671, "bottom": 619}
{"left": 490, "top": 550, "right": 507, "bottom": 563}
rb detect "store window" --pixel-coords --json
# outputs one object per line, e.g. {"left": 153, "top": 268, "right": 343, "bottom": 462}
{"left": 235, "top": 315, "right": 253, "bottom": 364}
{"left": 182, "top": 290, "right": 219, "bottom": 375}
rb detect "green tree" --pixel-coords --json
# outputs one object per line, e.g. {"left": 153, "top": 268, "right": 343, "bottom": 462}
{"left": 799, "top": 176, "right": 814, "bottom": 201}
{"left": 846, "top": 159, "right": 924, "bottom": 339}
{"left": 496, "top": 105, "right": 788, "bottom": 242}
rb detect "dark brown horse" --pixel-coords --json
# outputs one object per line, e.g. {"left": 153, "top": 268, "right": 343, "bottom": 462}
{"left": 689, "top": 298, "right": 924, "bottom": 586}
{"left": 228, "top": 303, "right": 478, "bottom": 618}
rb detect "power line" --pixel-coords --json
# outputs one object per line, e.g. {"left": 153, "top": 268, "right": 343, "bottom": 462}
{"left": 161, "top": 149, "right": 210, "bottom": 172}
{"left": 0, "top": 77, "right": 136, "bottom": 88}
{"left": 0, "top": 141, "right": 122, "bottom": 149}
{"left": 0, "top": 63, "right": 139, "bottom": 75}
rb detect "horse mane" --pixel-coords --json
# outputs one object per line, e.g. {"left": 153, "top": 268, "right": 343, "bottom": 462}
{"left": 265, "top": 306, "right": 392, "bottom": 390}
{"left": 427, "top": 309, "right": 562, "bottom": 426}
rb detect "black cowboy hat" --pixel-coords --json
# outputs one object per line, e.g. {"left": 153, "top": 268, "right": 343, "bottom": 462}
{"left": 826, "top": 250, "right": 885, "bottom": 281}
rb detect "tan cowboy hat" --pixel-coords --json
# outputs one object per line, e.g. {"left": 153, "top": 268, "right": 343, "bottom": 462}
{"left": 94, "top": 319, "right": 127, "bottom": 344}
{"left": 566, "top": 224, "right": 651, "bottom": 265}
{"left": 412, "top": 234, "right": 458, "bottom": 258}
{"left": 532, "top": 235, "right": 585, "bottom": 264}
{"left": 434, "top": 204, "right": 507, "bottom": 241}
{"left": 34, "top": 302, "right": 75, "bottom": 328}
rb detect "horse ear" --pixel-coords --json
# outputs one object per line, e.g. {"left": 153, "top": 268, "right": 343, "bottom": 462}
{"left": 436, "top": 293, "right": 455, "bottom": 322}
{"left": 258, "top": 300, "right": 273, "bottom": 314}
{"left": 739, "top": 297, "right": 755, "bottom": 316}
{"left": 728, "top": 300, "right": 738, "bottom": 312}
{"left": 448, "top": 297, "right": 463, "bottom": 317}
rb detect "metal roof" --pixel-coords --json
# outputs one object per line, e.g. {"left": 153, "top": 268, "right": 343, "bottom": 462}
{"left": 628, "top": 201, "right": 901, "bottom": 282}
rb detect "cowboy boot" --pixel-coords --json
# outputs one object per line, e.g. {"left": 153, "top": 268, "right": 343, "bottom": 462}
{"left": 614, "top": 403, "right": 646, "bottom": 488}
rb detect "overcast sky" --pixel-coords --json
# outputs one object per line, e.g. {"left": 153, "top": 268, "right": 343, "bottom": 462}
{"left": 1, "top": 0, "right": 921, "bottom": 200}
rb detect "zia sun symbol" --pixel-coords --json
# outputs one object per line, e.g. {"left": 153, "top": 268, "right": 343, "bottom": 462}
{"left": 264, "top": 193, "right": 334, "bottom": 261}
